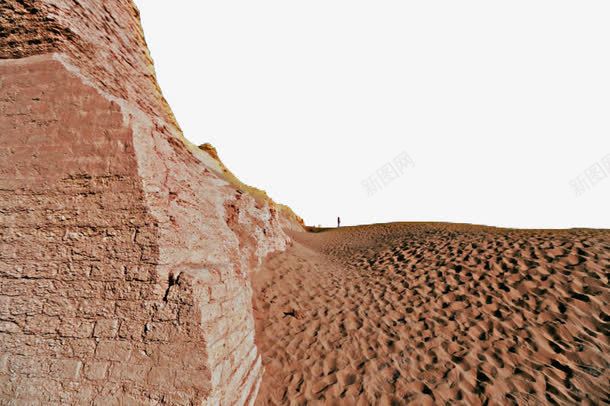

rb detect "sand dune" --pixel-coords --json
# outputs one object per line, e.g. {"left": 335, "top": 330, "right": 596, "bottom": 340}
{"left": 252, "top": 223, "right": 610, "bottom": 405}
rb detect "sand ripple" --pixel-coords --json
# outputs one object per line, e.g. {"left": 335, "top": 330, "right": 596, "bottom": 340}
{"left": 253, "top": 223, "right": 609, "bottom": 405}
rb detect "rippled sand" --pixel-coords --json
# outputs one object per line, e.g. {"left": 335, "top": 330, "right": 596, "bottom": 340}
{"left": 253, "top": 223, "right": 609, "bottom": 405}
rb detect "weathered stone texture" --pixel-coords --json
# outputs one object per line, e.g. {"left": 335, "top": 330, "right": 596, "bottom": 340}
{"left": 0, "top": 0, "right": 175, "bottom": 126}
{"left": 0, "top": 1, "right": 298, "bottom": 404}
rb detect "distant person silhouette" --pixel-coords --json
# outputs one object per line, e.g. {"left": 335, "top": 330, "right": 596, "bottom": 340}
{"left": 337, "top": 217, "right": 341, "bottom": 228}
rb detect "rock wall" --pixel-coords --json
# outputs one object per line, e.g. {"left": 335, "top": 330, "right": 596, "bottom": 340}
{"left": 0, "top": 1, "right": 299, "bottom": 404}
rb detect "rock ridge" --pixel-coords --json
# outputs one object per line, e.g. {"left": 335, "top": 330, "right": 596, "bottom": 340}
{"left": 0, "top": 1, "right": 302, "bottom": 404}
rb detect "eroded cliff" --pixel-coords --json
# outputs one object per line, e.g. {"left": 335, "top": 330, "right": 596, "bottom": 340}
{"left": 0, "top": 1, "right": 301, "bottom": 404}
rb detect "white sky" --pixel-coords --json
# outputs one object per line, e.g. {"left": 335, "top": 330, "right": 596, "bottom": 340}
{"left": 134, "top": 1, "right": 610, "bottom": 229}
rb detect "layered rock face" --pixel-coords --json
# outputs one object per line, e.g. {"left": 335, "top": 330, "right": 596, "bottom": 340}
{"left": 0, "top": 1, "right": 300, "bottom": 404}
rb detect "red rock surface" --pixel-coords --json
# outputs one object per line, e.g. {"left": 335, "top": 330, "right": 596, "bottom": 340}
{"left": 0, "top": 1, "right": 301, "bottom": 404}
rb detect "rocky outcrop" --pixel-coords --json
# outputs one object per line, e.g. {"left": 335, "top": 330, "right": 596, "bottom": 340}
{"left": 0, "top": 1, "right": 302, "bottom": 404}
{"left": 197, "top": 143, "right": 305, "bottom": 234}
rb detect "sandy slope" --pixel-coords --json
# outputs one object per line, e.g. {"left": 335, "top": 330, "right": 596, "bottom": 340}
{"left": 252, "top": 223, "right": 610, "bottom": 405}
